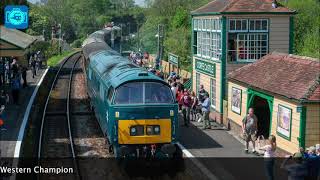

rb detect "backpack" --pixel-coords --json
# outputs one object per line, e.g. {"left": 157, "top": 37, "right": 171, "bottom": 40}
{"left": 183, "top": 95, "right": 191, "bottom": 106}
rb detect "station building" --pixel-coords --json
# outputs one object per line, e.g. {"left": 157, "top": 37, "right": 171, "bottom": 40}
{"left": 190, "top": 0, "right": 296, "bottom": 125}
{"left": 0, "top": 25, "right": 36, "bottom": 66}
{"left": 228, "top": 52, "right": 320, "bottom": 154}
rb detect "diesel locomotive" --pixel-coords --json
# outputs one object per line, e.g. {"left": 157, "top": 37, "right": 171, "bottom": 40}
{"left": 82, "top": 26, "right": 179, "bottom": 158}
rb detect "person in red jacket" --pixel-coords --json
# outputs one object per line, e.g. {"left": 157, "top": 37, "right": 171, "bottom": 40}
{"left": 176, "top": 90, "right": 183, "bottom": 111}
{"left": 181, "top": 90, "right": 192, "bottom": 127}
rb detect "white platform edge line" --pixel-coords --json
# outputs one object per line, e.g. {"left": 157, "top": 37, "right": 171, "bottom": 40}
{"left": 177, "top": 142, "right": 219, "bottom": 180}
{"left": 13, "top": 68, "right": 49, "bottom": 158}
{"left": 177, "top": 142, "right": 194, "bottom": 157}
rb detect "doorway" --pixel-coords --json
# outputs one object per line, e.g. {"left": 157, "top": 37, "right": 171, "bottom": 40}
{"left": 251, "top": 96, "right": 271, "bottom": 139}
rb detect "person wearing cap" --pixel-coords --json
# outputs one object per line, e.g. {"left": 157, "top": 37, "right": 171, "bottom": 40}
{"left": 201, "top": 93, "right": 211, "bottom": 129}
{"left": 281, "top": 152, "right": 308, "bottom": 180}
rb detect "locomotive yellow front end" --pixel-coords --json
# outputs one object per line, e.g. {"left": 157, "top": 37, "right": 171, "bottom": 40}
{"left": 109, "top": 81, "right": 179, "bottom": 158}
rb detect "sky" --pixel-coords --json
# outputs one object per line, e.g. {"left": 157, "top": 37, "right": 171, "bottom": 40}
{"left": 27, "top": 0, "right": 145, "bottom": 6}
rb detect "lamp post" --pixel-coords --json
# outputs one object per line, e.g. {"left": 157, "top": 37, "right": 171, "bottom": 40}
{"left": 58, "top": 23, "right": 62, "bottom": 54}
{"left": 155, "top": 24, "right": 164, "bottom": 70}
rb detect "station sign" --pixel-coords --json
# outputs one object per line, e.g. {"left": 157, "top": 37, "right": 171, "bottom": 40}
{"left": 168, "top": 53, "right": 179, "bottom": 66}
{"left": 195, "top": 59, "right": 216, "bottom": 77}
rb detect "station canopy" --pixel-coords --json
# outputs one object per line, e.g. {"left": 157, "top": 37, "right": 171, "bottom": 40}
{"left": 228, "top": 52, "right": 320, "bottom": 103}
{"left": 0, "top": 25, "right": 36, "bottom": 49}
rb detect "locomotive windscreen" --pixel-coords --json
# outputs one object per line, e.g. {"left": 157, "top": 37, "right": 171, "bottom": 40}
{"left": 114, "top": 82, "right": 174, "bottom": 104}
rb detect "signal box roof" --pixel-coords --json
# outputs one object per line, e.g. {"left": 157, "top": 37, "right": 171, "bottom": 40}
{"left": 192, "top": 0, "right": 295, "bottom": 15}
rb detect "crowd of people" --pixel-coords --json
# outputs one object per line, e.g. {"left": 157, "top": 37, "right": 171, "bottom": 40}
{"left": 129, "top": 51, "right": 149, "bottom": 67}
{"left": 0, "top": 52, "right": 44, "bottom": 129}
{"left": 168, "top": 70, "right": 212, "bottom": 129}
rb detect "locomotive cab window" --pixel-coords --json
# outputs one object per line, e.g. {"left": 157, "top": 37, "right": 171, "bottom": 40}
{"left": 113, "top": 82, "right": 174, "bottom": 105}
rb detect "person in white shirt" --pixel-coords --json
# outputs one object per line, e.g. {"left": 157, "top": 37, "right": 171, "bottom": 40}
{"left": 170, "top": 83, "right": 177, "bottom": 98}
{"left": 260, "top": 135, "right": 277, "bottom": 180}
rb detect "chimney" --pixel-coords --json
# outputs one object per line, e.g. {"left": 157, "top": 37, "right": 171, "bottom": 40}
{"left": 272, "top": 0, "right": 278, "bottom": 8}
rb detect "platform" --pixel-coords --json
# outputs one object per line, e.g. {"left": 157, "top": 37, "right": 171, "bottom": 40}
{"left": 0, "top": 69, "right": 47, "bottom": 158}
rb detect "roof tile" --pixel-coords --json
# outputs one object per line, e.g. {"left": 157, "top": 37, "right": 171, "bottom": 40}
{"left": 192, "top": 0, "right": 295, "bottom": 14}
{"left": 228, "top": 52, "right": 320, "bottom": 102}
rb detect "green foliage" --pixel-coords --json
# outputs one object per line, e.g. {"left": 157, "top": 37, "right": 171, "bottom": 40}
{"left": 139, "top": 0, "right": 211, "bottom": 70}
{"left": 171, "top": 7, "right": 189, "bottom": 28}
{"left": 27, "top": 5, "right": 50, "bottom": 38}
{"left": 283, "top": 0, "right": 320, "bottom": 58}
{"left": 164, "top": 27, "right": 190, "bottom": 67}
{"left": 26, "top": 0, "right": 139, "bottom": 44}
{"left": 30, "top": 41, "right": 50, "bottom": 54}
{"left": 44, "top": 43, "right": 60, "bottom": 59}
{"left": 47, "top": 50, "right": 75, "bottom": 67}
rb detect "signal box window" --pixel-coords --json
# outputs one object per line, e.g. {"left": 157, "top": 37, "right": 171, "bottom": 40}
{"left": 227, "top": 19, "right": 269, "bottom": 62}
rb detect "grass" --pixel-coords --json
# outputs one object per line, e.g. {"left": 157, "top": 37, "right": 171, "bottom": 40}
{"left": 46, "top": 50, "right": 77, "bottom": 67}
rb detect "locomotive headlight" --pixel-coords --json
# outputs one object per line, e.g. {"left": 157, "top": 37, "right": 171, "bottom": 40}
{"left": 146, "top": 126, "right": 152, "bottom": 134}
{"left": 130, "top": 125, "right": 144, "bottom": 136}
{"left": 154, "top": 126, "right": 160, "bottom": 134}
{"left": 146, "top": 125, "right": 160, "bottom": 135}
{"left": 115, "top": 111, "right": 119, "bottom": 118}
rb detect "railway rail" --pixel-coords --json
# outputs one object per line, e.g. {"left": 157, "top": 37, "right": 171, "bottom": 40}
{"left": 37, "top": 52, "right": 81, "bottom": 180}
{"left": 31, "top": 52, "right": 209, "bottom": 180}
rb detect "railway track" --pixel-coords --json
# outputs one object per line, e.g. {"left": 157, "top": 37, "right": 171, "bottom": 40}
{"left": 37, "top": 52, "right": 81, "bottom": 180}
{"left": 33, "top": 53, "right": 208, "bottom": 180}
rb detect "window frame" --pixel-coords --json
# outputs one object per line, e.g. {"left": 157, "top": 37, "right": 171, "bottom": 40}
{"left": 236, "top": 33, "right": 269, "bottom": 62}
{"left": 249, "top": 19, "right": 268, "bottom": 32}
{"left": 210, "top": 78, "right": 216, "bottom": 109}
{"left": 228, "top": 19, "right": 248, "bottom": 32}
{"left": 193, "top": 18, "right": 222, "bottom": 61}
{"left": 196, "top": 73, "right": 200, "bottom": 96}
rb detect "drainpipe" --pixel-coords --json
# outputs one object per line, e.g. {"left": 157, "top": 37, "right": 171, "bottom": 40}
{"left": 298, "top": 105, "right": 306, "bottom": 149}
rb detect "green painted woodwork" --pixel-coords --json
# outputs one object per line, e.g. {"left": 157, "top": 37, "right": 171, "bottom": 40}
{"left": 220, "top": 16, "right": 227, "bottom": 114}
{"left": 298, "top": 106, "right": 306, "bottom": 148}
{"left": 289, "top": 16, "right": 294, "bottom": 54}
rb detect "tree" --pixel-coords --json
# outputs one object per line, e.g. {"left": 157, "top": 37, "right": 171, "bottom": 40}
{"left": 284, "top": 0, "right": 320, "bottom": 58}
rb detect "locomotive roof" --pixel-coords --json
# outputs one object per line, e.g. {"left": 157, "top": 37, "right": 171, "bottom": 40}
{"left": 90, "top": 50, "right": 165, "bottom": 88}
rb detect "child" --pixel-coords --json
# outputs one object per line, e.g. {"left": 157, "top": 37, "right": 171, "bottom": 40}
{"left": 259, "top": 135, "right": 276, "bottom": 180}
